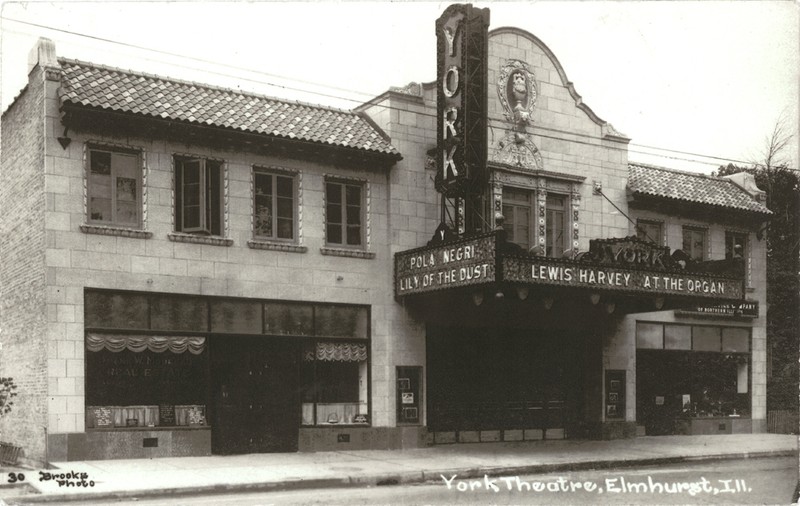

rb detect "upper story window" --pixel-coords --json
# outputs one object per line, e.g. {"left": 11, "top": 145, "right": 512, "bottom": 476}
{"left": 325, "top": 179, "right": 364, "bottom": 247}
{"left": 725, "top": 231, "right": 747, "bottom": 260}
{"left": 501, "top": 187, "right": 570, "bottom": 257}
{"left": 254, "top": 169, "right": 296, "bottom": 241}
{"left": 502, "top": 187, "right": 533, "bottom": 250}
{"left": 174, "top": 156, "right": 223, "bottom": 236}
{"left": 546, "top": 194, "right": 567, "bottom": 258}
{"left": 682, "top": 226, "right": 707, "bottom": 261}
{"left": 88, "top": 147, "right": 141, "bottom": 228}
{"left": 636, "top": 220, "right": 664, "bottom": 246}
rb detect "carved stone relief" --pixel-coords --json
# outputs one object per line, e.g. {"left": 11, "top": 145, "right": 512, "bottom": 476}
{"left": 497, "top": 60, "right": 537, "bottom": 128}
{"left": 492, "top": 59, "right": 543, "bottom": 172}
{"left": 493, "top": 132, "right": 544, "bottom": 170}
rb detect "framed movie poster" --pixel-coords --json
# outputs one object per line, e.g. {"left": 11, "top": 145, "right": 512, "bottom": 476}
{"left": 396, "top": 366, "right": 421, "bottom": 424}
{"left": 605, "top": 370, "right": 626, "bottom": 420}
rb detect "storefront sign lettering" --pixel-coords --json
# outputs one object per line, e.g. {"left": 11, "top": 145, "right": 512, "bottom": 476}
{"left": 395, "top": 234, "right": 496, "bottom": 296}
{"left": 681, "top": 301, "right": 759, "bottom": 318}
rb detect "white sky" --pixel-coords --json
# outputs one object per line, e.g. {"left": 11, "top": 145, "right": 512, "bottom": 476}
{"left": 1, "top": 1, "right": 798, "bottom": 173}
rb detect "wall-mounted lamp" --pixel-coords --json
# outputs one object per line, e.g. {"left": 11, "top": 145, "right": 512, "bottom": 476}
{"left": 756, "top": 223, "right": 769, "bottom": 241}
{"left": 472, "top": 292, "right": 484, "bottom": 306}
{"left": 57, "top": 125, "right": 71, "bottom": 149}
{"left": 543, "top": 297, "right": 554, "bottom": 310}
{"left": 605, "top": 302, "right": 616, "bottom": 314}
{"left": 516, "top": 286, "right": 529, "bottom": 300}
{"left": 654, "top": 297, "right": 665, "bottom": 310}
{"left": 589, "top": 293, "right": 601, "bottom": 305}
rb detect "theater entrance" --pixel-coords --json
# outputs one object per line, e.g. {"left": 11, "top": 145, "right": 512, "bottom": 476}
{"left": 210, "top": 337, "right": 301, "bottom": 454}
{"left": 427, "top": 325, "right": 590, "bottom": 439}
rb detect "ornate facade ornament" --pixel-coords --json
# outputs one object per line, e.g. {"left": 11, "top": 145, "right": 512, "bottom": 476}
{"left": 497, "top": 60, "right": 537, "bottom": 129}
{"left": 493, "top": 132, "right": 543, "bottom": 170}
{"left": 389, "top": 82, "right": 423, "bottom": 97}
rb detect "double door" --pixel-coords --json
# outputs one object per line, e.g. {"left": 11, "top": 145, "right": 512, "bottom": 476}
{"left": 211, "top": 336, "right": 301, "bottom": 454}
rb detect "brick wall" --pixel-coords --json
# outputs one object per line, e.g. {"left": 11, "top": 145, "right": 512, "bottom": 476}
{"left": 0, "top": 65, "right": 48, "bottom": 466}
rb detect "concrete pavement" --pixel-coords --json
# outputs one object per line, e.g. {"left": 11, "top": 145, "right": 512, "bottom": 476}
{"left": 1, "top": 433, "right": 796, "bottom": 504}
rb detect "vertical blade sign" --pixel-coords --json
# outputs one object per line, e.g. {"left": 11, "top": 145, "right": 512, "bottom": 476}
{"left": 435, "top": 4, "right": 490, "bottom": 198}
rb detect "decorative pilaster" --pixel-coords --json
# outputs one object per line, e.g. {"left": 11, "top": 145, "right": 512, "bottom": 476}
{"left": 297, "top": 171, "right": 304, "bottom": 246}
{"left": 457, "top": 199, "right": 465, "bottom": 235}
{"left": 571, "top": 186, "right": 581, "bottom": 251}
{"left": 491, "top": 181, "right": 503, "bottom": 228}
{"left": 141, "top": 152, "right": 148, "bottom": 231}
{"left": 222, "top": 162, "right": 230, "bottom": 238}
{"left": 536, "top": 187, "right": 547, "bottom": 249}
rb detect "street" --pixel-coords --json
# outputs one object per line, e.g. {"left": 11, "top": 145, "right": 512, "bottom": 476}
{"left": 61, "top": 456, "right": 795, "bottom": 506}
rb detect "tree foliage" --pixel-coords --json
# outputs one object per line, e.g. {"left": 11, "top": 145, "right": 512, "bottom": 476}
{"left": 714, "top": 120, "right": 799, "bottom": 410}
{"left": 0, "top": 377, "right": 18, "bottom": 417}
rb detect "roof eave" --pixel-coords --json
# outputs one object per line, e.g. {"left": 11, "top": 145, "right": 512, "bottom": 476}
{"left": 628, "top": 191, "right": 772, "bottom": 218}
{"left": 60, "top": 101, "right": 402, "bottom": 163}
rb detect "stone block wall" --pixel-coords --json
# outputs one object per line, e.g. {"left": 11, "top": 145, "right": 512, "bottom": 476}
{"left": 360, "top": 88, "right": 436, "bottom": 426}
{"left": 624, "top": 208, "right": 768, "bottom": 428}
{"left": 32, "top": 62, "right": 407, "bottom": 446}
{"left": 487, "top": 28, "right": 631, "bottom": 246}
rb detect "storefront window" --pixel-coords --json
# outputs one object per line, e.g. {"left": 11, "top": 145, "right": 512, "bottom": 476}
{"left": 636, "top": 322, "right": 663, "bottom": 349}
{"left": 664, "top": 324, "right": 691, "bottom": 350}
{"left": 85, "top": 290, "right": 371, "bottom": 430}
{"left": 301, "top": 341, "right": 368, "bottom": 425}
{"left": 636, "top": 322, "right": 752, "bottom": 434}
{"left": 722, "top": 327, "right": 750, "bottom": 352}
{"left": 692, "top": 326, "right": 721, "bottom": 352}
{"left": 85, "top": 334, "right": 208, "bottom": 429}
{"left": 85, "top": 291, "right": 149, "bottom": 330}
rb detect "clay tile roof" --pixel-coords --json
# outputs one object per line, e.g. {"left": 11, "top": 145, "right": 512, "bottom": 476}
{"left": 57, "top": 58, "right": 400, "bottom": 159}
{"left": 628, "top": 163, "right": 771, "bottom": 215}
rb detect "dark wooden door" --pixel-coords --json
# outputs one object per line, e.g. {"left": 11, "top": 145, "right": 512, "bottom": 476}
{"left": 211, "top": 337, "right": 300, "bottom": 454}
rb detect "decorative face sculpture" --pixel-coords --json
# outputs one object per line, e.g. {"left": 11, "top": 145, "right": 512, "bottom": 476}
{"left": 512, "top": 71, "right": 527, "bottom": 104}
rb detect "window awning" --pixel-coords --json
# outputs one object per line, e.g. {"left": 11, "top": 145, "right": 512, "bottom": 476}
{"left": 304, "top": 342, "right": 367, "bottom": 362}
{"left": 86, "top": 334, "right": 206, "bottom": 354}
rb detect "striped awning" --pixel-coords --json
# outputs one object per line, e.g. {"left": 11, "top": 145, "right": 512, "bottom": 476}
{"left": 86, "top": 334, "right": 206, "bottom": 354}
{"left": 304, "top": 342, "right": 367, "bottom": 362}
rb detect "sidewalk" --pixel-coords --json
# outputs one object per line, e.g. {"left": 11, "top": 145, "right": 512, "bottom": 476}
{"left": 1, "top": 433, "right": 796, "bottom": 504}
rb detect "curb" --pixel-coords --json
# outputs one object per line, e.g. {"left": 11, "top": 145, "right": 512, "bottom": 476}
{"left": 4, "top": 449, "right": 795, "bottom": 504}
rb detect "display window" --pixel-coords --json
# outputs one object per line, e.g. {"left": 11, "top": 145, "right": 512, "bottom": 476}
{"left": 301, "top": 341, "right": 369, "bottom": 425}
{"left": 85, "top": 290, "right": 371, "bottom": 431}
{"left": 635, "top": 321, "right": 752, "bottom": 435}
{"left": 85, "top": 335, "right": 208, "bottom": 429}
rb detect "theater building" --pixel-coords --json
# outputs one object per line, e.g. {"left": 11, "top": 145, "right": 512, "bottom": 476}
{"left": 1, "top": 6, "right": 769, "bottom": 465}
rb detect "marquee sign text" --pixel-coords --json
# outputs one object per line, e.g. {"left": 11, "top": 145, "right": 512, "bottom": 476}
{"left": 395, "top": 234, "right": 495, "bottom": 295}
{"left": 503, "top": 257, "right": 744, "bottom": 300}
